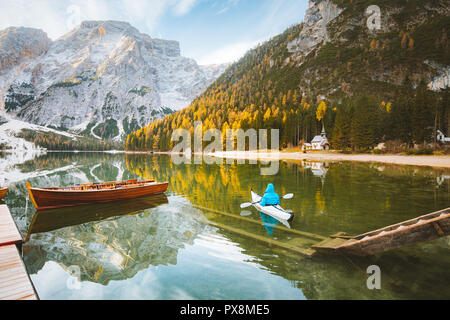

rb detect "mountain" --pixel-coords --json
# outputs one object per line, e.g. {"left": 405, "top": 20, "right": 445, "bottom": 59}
{"left": 126, "top": 0, "right": 450, "bottom": 152}
{"left": 0, "top": 21, "right": 228, "bottom": 144}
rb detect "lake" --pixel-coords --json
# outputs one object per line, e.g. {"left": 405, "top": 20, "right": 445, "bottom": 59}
{"left": 1, "top": 152, "right": 450, "bottom": 299}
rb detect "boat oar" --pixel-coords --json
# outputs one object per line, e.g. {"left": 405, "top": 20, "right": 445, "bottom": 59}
{"left": 240, "top": 193, "right": 294, "bottom": 209}
{"left": 240, "top": 202, "right": 259, "bottom": 209}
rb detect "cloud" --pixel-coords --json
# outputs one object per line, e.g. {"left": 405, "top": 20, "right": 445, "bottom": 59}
{"left": 216, "top": 0, "right": 240, "bottom": 15}
{"left": 0, "top": 0, "right": 307, "bottom": 65}
{"left": 0, "top": 0, "right": 201, "bottom": 40}
{"left": 0, "top": 0, "right": 68, "bottom": 39}
{"left": 197, "top": 39, "right": 263, "bottom": 65}
{"left": 172, "top": 0, "right": 199, "bottom": 16}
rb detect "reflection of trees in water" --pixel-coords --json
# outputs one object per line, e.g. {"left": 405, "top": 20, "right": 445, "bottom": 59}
{"left": 125, "top": 155, "right": 450, "bottom": 236}
{"left": 17, "top": 153, "right": 124, "bottom": 172}
{"left": 126, "top": 154, "right": 249, "bottom": 212}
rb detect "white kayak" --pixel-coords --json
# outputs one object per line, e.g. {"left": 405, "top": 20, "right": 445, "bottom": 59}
{"left": 251, "top": 190, "right": 294, "bottom": 227}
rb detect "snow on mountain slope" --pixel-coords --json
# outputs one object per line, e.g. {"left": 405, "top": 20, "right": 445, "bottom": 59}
{"left": 0, "top": 118, "right": 78, "bottom": 151}
{"left": 0, "top": 21, "right": 228, "bottom": 141}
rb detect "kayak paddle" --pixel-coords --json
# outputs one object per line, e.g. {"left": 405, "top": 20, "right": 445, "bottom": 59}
{"left": 240, "top": 211, "right": 253, "bottom": 216}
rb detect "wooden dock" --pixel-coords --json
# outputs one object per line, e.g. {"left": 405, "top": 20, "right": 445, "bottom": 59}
{"left": 0, "top": 245, "right": 37, "bottom": 300}
{"left": 0, "top": 205, "right": 23, "bottom": 247}
{"left": 0, "top": 204, "right": 38, "bottom": 300}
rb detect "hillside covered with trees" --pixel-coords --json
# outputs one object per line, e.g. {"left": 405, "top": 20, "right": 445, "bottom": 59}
{"left": 18, "top": 129, "right": 123, "bottom": 151}
{"left": 126, "top": 0, "right": 450, "bottom": 152}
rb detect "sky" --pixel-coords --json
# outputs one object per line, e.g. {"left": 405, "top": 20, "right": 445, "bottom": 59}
{"left": 0, "top": 0, "right": 308, "bottom": 65}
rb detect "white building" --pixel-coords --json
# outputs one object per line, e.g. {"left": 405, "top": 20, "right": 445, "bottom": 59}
{"left": 437, "top": 130, "right": 450, "bottom": 143}
{"left": 302, "top": 143, "right": 312, "bottom": 151}
{"left": 310, "top": 126, "right": 330, "bottom": 151}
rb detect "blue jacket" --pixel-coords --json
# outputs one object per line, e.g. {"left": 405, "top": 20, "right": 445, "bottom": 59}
{"left": 260, "top": 184, "right": 280, "bottom": 206}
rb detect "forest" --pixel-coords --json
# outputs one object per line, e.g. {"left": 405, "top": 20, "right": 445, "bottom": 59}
{"left": 125, "top": 5, "right": 450, "bottom": 154}
{"left": 125, "top": 80, "right": 449, "bottom": 153}
{"left": 18, "top": 129, "right": 123, "bottom": 151}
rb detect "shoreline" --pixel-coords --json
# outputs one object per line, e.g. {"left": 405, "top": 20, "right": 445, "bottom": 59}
{"left": 3, "top": 149, "right": 450, "bottom": 169}
{"left": 208, "top": 151, "right": 450, "bottom": 169}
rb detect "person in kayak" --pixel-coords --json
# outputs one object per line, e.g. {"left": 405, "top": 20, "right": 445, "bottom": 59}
{"left": 259, "top": 183, "right": 280, "bottom": 206}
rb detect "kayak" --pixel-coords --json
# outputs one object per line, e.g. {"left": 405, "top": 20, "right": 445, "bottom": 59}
{"left": 251, "top": 190, "right": 294, "bottom": 225}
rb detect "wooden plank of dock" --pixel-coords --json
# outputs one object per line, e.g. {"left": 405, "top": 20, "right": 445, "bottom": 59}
{"left": 0, "top": 204, "right": 22, "bottom": 247}
{"left": 0, "top": 245, "right": 37, "bottom": 300}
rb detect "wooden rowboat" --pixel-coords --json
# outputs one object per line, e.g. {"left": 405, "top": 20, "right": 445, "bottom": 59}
{"left": 26, "top": 179, "right": 169, "bottom": 211}
{"left": 0, "top": 187, "right": 7, "bottom": 200}
{"left": 313, "top": 207, "right": 450, "bottom": 256}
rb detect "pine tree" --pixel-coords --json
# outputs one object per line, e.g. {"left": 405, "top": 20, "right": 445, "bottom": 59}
{"left": 331, "top": 106, "right": 352, "bottom": 150}
{"left": 411, "top": 80, "right": 433, "bottom": 144}
{"left": 351, "top": 96, "right": 380, "bottom": 151}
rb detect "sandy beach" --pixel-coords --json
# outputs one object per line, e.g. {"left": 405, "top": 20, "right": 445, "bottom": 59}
{"left": 209, "top": 151, "right": 450, "bottom": 169}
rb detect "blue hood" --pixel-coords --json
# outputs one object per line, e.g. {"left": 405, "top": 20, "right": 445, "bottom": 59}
{"left": 260, "top": 183, "right": 280, "bottom": 206}
{"left": 265, "top": 183, "right": 275, "bottom": 194}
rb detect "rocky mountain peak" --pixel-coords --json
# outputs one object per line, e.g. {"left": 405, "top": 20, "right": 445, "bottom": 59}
{"left": 287, "top": 0, "right": 343, "bottom": 58}
{"left": 80, "top": 20, "right": 135, "bottom": 31}
{"left": 0, "top": 27, "right": 51, "bottom": 71}
{"left": 0, "top": 21, "right": 228, "bottom": 143}
{"left": 64, "top": 20, "right": 144, "bottom": 43}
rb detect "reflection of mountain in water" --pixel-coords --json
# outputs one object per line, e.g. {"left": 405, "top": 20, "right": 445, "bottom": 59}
{"left": 24, "top": 197, "right": 208, "bottom": 285}
{"left": 26, "top": 194, "right": 169, "bottom": 238}
{"left": 2, "top": 153, "right": 208, "bottom": 286}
